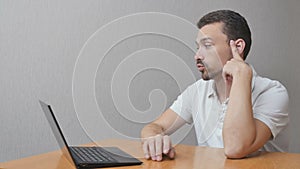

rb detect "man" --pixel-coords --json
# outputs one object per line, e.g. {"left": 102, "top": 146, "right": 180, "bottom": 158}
{"left": 141, "top": 9, "right": 289, "bottom": 161}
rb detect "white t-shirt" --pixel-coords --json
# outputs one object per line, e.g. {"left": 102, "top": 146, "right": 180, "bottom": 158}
{"left": 170, "top": 67, "right": 289, "bottom": 152}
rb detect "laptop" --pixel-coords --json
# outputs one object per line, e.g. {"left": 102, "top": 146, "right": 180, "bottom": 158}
{"left": 39, "top": 100, "right": 142, "bottom": 168}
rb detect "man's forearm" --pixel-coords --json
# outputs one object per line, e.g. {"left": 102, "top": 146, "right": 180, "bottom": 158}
{"left": 223, "top": 70, "right": 255, "bottom": 158}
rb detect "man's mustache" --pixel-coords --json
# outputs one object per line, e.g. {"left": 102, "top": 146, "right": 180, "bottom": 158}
{"left": 197, "top": 59, "right": 204, "bottom": 65}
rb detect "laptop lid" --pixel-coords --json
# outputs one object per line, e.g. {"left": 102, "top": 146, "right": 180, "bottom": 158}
{"left": 39, "top": 100, "right": 76, "bottom": 166}
{"left": 39, "top": 100, "right": 142, "bottom": 168}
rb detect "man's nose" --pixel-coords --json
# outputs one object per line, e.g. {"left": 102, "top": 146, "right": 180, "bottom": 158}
{"left": 194, "top": 49, "right": 204, "bottom": 60}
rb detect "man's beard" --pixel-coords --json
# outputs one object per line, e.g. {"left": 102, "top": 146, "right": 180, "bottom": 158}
{"left": 197, "top": 59, "right": 222, "bottom": 80}
{"left": 200, "top": 62, "right": 222, "bottom": 81}
{"left": 202, "top": 69, "right": 222, "bottom": 80}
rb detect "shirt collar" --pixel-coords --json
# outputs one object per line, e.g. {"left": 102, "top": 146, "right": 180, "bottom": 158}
{"left": 207, "top": 64, "right": 257, "bottom": 98}
{"left": 208, "top": 82, "right": 217, "bottom": 98}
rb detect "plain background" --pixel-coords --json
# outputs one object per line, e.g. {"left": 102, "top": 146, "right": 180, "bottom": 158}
{"left": 1, "top": 0, "right": 299, "bottom": 162}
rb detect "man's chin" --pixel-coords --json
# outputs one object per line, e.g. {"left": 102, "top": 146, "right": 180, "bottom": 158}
{"left": 201, "top": 71, "right": 211, "bottom": 81}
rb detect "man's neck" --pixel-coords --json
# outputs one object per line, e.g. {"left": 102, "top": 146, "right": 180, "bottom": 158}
{"left": 214, "top": 75, "right": 231, "bottom": 103}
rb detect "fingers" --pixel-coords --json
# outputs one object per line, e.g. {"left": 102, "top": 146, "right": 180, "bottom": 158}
{"left": 162, "top": 136, "right": 176, "bottom": 159}
{"left": 163, "top": 135, "right": 170, "bottom": 154}
{"left": 142, "top": 139, "right": 150, "bottom": 159}
{"left": 148, "top": 138, "right": 156, "bottom": 160}
{"left": 230, "top": 40, "right": 243, "bottom": 61}
{"left": 142, "top": 135, "right": 174, "bottom": 161}
{"left": 222, "top": 60, "right": 231, "bottom": 81}
{"left": 167, "top": 147, "right": 176, "bottom": 159}
{"left": 155, "top": 136, "right": 163, "bottom": 161}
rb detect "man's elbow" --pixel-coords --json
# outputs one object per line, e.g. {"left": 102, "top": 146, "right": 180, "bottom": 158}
{"left": 224, "top": 145, "right": 249, "bottom": 159}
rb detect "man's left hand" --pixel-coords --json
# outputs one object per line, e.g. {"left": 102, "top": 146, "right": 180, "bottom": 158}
{"left": 222, "top": 40, "right": 252, "bottom": 84}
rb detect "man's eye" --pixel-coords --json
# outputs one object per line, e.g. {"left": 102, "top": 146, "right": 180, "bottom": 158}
{"left": 204, "top": 44, "right": 212, "bottom": 48}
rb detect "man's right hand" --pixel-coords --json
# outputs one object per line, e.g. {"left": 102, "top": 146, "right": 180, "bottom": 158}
{"left": 140, "top": 109, "right": 185, "bottom": 161}
{"left": 141, "top": 134, "right": 176, "bottom": 161}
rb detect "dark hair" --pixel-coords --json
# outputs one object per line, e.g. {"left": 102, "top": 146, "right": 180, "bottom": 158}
{"left": 197, "top": 10, "right": 252, "bottom": 60}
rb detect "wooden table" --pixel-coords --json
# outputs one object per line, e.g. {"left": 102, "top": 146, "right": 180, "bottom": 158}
{"left": 1, "top": 139, "right": 300, "bottom": 169}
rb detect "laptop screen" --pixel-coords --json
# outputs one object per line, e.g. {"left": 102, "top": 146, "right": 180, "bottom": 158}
{"left": 39, "top": 100, "right": 75, "bottom": 166}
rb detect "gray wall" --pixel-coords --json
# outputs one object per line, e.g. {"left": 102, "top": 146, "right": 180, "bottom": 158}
{"left": 1, "top": 0, "right": 299, "bottom": 162}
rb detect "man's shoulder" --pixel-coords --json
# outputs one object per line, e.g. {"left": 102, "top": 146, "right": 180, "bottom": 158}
{"left": 253, "top": 75, "right": 288, "bottom": 100}
{"left": 254, "top": 75, "right": 287, "bottom": 91}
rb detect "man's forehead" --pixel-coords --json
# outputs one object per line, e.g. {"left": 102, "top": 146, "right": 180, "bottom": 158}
{"left": 196, "top": 22, "right": 226, "bottom": 43}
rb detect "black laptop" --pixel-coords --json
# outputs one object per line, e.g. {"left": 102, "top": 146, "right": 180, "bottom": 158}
{"left": 39, "top": 100, "right": 142, "bottom": 168}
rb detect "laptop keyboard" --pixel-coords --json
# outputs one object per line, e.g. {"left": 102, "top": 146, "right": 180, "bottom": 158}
{"left": 71, "top": 147, "right": 118, "bottom": 163}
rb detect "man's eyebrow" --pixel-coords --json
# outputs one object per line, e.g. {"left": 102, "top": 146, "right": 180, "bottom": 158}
{"left": 200, "top": 37, "right": 213, "bottom": 43}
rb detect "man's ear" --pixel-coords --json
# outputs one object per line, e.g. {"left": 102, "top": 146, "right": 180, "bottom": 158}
{"left": 234, "top": 39, "right": 246, "bottom": 59}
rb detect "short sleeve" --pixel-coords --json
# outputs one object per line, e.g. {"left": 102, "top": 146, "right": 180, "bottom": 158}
{"left": 169, "top": 82, "right": 198, "bottom": 124}
{"left": 253, "top": 80, "right": 289, "bottom": 139}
